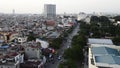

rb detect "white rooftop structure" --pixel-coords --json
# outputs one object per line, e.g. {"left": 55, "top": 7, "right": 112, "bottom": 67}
{"left": 88, "top": 38, "right": 113, "bottom": 45}
{"left": 89, "top": 46, "right": 120, "bottom": 68}
{"left": 90, "top": 44, "right": 115, "bottom": 47}
{"left": 36, "top": 38, "right": 49, "bottom": 48}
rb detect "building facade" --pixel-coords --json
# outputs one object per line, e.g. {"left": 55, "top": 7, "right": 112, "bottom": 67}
{"left": 44, "top": 4, "right": 56, "bottom": 18}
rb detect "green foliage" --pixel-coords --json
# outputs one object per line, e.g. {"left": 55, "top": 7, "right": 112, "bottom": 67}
{"left": 114, "top": 16, "right": 120, "bottom": 22}
{"left": 80, "top": 15, "right": 116, "bottom": 38}
{"left": 90, "top": 16, "right": 99, "bottom": 23}
{"left": 27, "top": 35, "right": 36, "bottom": 41}
{"left": 58, "top": 59, "right": 77, "bottom": 68}
{"left": 72, "top": 35, "right": 86, "bottom": 47}
{"left": 63, "top": 48, "right": 74, "bottom": 59}
{"left": 27, "top": 31, "right": 36, "bottom": 41}
{"left": 63, "top": 34, "right": 86, "bottom": 62}
{"left": 112, "top": 36, "right": 120, "bottom": 45}
{"left": 99, "top": 16, "right": 111, "bottom": 23}
{"left": 49, "top": 38, "right": 62, "bottom": 49}
{"left": 115, "top": 25, "right": 120, "bottom": 36}
{"left": 79, "top": 21, "right": 90, "bottom": 36}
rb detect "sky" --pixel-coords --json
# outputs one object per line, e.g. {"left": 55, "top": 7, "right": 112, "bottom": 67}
{"left": 0, "top": 0, "right": 120, "bottom": 14}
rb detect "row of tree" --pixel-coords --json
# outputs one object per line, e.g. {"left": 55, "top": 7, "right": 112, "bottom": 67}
{"left": 59, "top": 26, "right": 87, "bottom": 68}
{"left": 79, "top": 15, "right": 120, "bottom": 45}
{"left": 49, "top": 26, "right": 75, "bottom": 49}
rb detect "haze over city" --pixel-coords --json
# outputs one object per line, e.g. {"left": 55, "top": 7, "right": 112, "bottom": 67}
{"left": 0, "top": 0, "right": 120, "bottom": 14}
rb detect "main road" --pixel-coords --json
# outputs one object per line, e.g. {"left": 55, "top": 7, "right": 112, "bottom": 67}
{"left": 44, "top": 23, "right": 80, "bottom": 68}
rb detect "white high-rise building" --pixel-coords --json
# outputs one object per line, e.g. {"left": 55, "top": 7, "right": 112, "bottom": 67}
{"left": 44, "top": 4, "right": 56, "bottom": 18}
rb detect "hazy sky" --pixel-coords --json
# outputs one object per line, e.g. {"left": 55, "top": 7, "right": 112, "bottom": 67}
{"left": 0, "top": 0, "right": 120, "bottom": 14}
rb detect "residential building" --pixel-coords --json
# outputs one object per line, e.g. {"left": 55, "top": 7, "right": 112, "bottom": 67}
{"left": 23, "top": 42, "right": 45, "bottom": 68}
{"left": 0, "top": 44, "right": 24, "bottom": 68}
{"left": 25, "top": 42, "right": 42, "bottom": 59}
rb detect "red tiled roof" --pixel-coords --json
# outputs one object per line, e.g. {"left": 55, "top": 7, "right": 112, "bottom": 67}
{"left": 8, "top": 52, "right": 18, "bottom": 56}
{"left": 46, "top": 20, "right": 55, "bottom": 26}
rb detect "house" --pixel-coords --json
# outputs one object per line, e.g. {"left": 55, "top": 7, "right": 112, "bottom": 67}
{"left": 23, "top": 42, "right": 46, "bottom": 68}
{"left": 20, "top": 60, "right": 44, "bottom": 68}
{"left": 0, "top": 31, "right": 19, "bottom": 42}
{"left": 25, "top": 43, "right": 42, "bottom": 59}
{"left": 0, "top": 44, "right": 24, "bottom": 68}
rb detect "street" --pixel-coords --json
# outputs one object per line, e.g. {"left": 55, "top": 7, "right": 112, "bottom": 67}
{"left": 44, "top": 24, "right": 80, "bottom": 68}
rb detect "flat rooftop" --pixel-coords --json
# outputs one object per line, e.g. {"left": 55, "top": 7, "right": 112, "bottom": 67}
{"left": 88, "top": 38, "right": 113, "bottom": 45}
{"left": 91, "top": 47, "right": 120, "bottom": 56}
{"left": 95, "top": 55, "right": 120, "bottom": 65}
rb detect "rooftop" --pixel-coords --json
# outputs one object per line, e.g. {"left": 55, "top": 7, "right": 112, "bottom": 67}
{"left": 91, "top": 47, "right": 120, "bottom": 56}
{"left": 95, "top": 55, "right": 120, "bottom": 65}
{"left": 88, "top": 38, "right": 113, "bottom": 45}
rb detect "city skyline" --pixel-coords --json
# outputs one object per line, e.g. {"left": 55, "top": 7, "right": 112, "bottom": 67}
{"left": 0, "top": 0, "right": 120, "bottom": 14}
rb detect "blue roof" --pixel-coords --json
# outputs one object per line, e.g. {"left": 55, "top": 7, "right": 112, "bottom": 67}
{"left": 95, "top": 55, "right": 120, "bottom": 64}
{"left": 106, "top": 47, "right": 120, "bottom": 56}
{"left": 91, "top": 47, "right": 107, "bottom": 55}
{"left": 0, "top": 44, "right": 9, "bottom": 49}
{"left": 91, "top": 47, "right": 120, "bottom": 56}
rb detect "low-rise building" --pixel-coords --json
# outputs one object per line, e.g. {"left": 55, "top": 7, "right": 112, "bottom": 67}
{"left": 88, "top": 38, "right": 113, "bottom": 46}
{"left": 17, "top": 37, "right": 27, "bottom": 43}
{"left": 25, "top": 43, "right": 42, "bottom": 59}
{"left": 0, "top": 44, "right": 24, "bottom": 68}
{"left": 89, "top": 46, "right": 120, "bottom": 68}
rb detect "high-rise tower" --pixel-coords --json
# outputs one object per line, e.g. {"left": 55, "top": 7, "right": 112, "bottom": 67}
{"left": 44, "top": 4, "right": 56, "bottom": 18}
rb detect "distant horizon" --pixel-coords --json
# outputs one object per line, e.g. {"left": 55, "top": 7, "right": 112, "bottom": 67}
{"left": 0, "top": 0, "right": 120, "bottom": 14}
{"left": 0, "top": 11, "right": 120, "bottom": 15}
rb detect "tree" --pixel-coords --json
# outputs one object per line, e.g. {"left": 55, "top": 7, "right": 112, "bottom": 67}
{"left": 63, "top": 48, "right": 74, "bottom": 59}
{"left": 112, "top": 36, "right": 120, "bottom": 45}
{"left": 114, "top": 16, "right": 120, "bottom": 22}
{"left": 27, "top": 31, "right": 36, "bottom": 41}
{"left": 49, "top": 38, "right": 62, "bottom": 49}
{"left": 58, "top": 59, "right": 77, "bottom": 68}
{"left": 90, "top": 16, "right": 99, "bottom": 23}
{"left": 27, "top": 35, "right": 36, "bottom": 41}
{"left": 115, "top": 25, "right": 120, "bottom": 36}
{"left": 36, "top": 42, "right": 41, "bottom": 48}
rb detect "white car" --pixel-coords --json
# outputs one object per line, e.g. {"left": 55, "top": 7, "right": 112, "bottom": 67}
{"left": 58, "top": 55, "right": 62, "bottom": 60}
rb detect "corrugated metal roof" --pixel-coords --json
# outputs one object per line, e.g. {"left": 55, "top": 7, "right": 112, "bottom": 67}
{"left": 95, "top": 55, "right": 115, "bottom": 64}
{"left": 95, "top": 55, "right": 120, "bottom": 65}
{"left": 88, "top": 38, "right": 113, "bottom": 45}
{"left": 91, "top": 47, "right": 120, "bottom": 56}
{"left": 91, "top": 47, "right": 107, "bottom": 55}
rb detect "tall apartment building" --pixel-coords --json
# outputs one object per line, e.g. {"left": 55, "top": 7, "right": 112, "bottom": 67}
{"left": 44, "top": 4, "right": 56, "bottom": 18}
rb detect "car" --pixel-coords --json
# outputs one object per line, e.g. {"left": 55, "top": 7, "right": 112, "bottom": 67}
{"left": 58, "top": 55, "right": 62, "bottom": 60}
{"left": 67, "top": 45, "right": 70, "bottom": 48}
